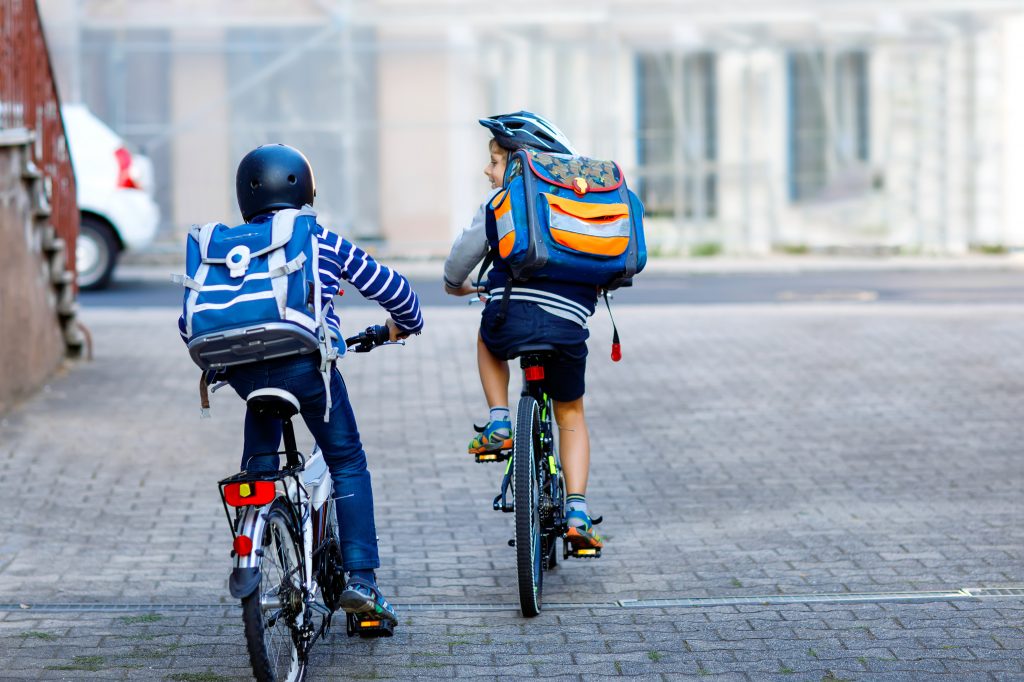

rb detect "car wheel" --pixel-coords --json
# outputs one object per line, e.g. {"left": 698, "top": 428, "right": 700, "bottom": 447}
{"left": 77, "top": 216, "right": 120, "bottom": 290}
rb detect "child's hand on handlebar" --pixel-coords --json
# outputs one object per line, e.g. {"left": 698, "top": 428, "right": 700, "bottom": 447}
{"left": 386, "top": 318, "right": 412, "bottom": 342}
{"left": 445, "top": 280, "right": 484, "bottom": 298}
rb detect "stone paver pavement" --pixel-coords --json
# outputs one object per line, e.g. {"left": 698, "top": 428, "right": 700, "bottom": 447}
{"left": 0, "top": 302, "right": 1021, "bottom": 680}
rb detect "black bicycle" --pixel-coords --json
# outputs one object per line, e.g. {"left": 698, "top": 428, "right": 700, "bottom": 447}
{"left": 216, "top": 324, "right": 397, "bottom": 682}
{"left": 489, "top": 344, "right": 601, "bottom": 617}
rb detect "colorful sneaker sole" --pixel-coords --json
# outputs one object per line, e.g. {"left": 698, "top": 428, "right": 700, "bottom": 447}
{"left": 468, "top": 438, "right": 512, "bottom": 455}
{"left": 338, "top": 589, "right": 398, "bottom": 625}
{"left": 566, "top": 526, "right": 603, "bottom": 550}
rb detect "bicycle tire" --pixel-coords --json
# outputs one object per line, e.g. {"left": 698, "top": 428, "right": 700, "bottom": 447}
{"left": 241, "top": 499, "right": 307, "bottom": 682}
{"left": 514, "top": 395, "right": 543, "bottom": 617}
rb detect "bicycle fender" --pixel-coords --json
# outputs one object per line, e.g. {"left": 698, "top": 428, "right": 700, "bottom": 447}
{"left": 233, "top": 505, "right": 269, "bottom": 571}
{"left": 229, "top": 567, "right": 261, "bottom": 599}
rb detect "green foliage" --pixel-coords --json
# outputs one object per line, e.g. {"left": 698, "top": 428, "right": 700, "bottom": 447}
{"left": 19, "top": 630, "right": 57, "bottom": 640}
{"left": 46, "top": 655, "right": 105, "bottom": 672}
{"left": 690, "top": 242, "right": 722, "bottom": 257}
{"left": 120, "top": 613, "right": 163, "bottom": 625}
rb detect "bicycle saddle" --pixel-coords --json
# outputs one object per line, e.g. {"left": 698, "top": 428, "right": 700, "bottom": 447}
{"left": 246, "top": 388, "right": 301, "bottom": 420}
{"left": 507, "top": 343, "right": 558, "bottom": 359}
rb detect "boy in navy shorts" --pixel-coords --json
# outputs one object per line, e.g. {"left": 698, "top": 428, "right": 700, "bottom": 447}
{"left": 444, "top": 112, "right": 602, "bottom": 551}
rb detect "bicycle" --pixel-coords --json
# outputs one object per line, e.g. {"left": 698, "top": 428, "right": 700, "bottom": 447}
{"left": 488, "top": 344, "right": 602, "bottom": 617}
{"left": 216, "top": 324, "right": 399, "bottom": 682}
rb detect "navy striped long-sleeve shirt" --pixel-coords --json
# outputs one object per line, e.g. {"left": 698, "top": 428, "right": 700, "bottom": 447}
{"left": 177, "top": 214, "right": 423, "bottom": 343}
{"left": 313, "top": 223, "right": 424, "bottom": 338}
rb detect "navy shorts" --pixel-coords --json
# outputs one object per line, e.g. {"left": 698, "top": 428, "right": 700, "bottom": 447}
{"left": 480, "top": 300, "right": 589, "bottom": 402}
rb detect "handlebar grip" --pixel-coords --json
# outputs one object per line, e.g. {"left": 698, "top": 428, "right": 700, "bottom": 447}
{"left": 373, "top": 324, "right": 390, "bottom": 345}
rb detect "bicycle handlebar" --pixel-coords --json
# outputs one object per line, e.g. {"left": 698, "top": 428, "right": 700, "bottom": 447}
{"left": 344, "top": 324, "right": 396, "bottom": 353}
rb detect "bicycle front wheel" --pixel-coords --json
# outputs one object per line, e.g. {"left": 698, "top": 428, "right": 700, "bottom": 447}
{"left": 241, "top": 499, "right": 307, "bottom": 682}
{"left": 514, "top": 395, "right": 543, "bottom": 617}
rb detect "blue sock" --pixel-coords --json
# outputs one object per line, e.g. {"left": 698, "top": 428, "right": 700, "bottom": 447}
{"left": 566, "top": 494, "right": 588, "bottom": 526}
{"left": 349, "top": 569, "right": 376, "bottom": 586}
{"left": 489, "top": 406, "right": 510, "bottom": 424}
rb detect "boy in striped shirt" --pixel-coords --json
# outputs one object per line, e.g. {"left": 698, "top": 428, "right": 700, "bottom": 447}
{"left": 180, "top": 144, "right": 422, "bottom": 625}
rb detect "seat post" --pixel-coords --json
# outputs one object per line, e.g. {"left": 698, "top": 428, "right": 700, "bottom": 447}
{"left": 282, "top": 418, "right": 300, "bottom": 467}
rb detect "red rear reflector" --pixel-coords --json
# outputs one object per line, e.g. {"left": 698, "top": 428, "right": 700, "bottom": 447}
{"left": 224, "top": 481, "right": 275, "bottom": 507}
{"left": 611, "top": 343, "right": 621, "bottom": 362}
{"left": 114, "top": 147, "right": 139, "bottom": 189}
{"left": 233, "top": 535, "right": 254, "bottom": 556}
{"left": 524, "top": 366, "right": 545, "bottom": 381}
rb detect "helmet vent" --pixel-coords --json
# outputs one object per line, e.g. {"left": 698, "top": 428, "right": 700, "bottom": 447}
{"left": 287, "top": 174, "right": 296, "bottom": 184}
{"left": 250, "top": 179, "right": 259, "bottom": 189}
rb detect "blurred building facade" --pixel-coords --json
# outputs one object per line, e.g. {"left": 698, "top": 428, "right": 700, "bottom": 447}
{"left": 38, "top": 0, "right": 1024, "bottom": 255}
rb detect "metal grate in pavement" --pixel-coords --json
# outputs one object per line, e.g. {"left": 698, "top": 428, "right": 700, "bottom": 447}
{"left": 964, "top": 587, "right": 1024, "bottom": 597}
{"left": 1, "top": 586, "right": 1022, "bottom": 614}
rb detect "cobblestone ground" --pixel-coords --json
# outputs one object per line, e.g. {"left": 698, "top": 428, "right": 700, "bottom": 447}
{"left": 0, "top": 303, "right": 1021, "bottom": 680}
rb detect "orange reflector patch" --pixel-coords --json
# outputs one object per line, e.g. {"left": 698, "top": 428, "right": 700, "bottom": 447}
{"left": 478, "top": 454, "right": 497, "bottom": 461}
{"left": 498, "top": 230, "right": 516, "bottom": 259}
{"left": 359, "top": 620, "right": 381, "bottom": 628}
{"left": 233, "top": 535, "right": 254, "bottom": 556}
{"left": 549, "top": 228, "right": 629, "bottom": 257}
{"left": 576, "top": 549, "right": 597, "bottom": 555}
{"left": 224, "top": 481, "right": 275, "bottom": 507}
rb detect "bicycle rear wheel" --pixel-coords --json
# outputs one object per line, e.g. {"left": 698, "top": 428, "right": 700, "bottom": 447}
{"left": 241, "top": 499, "right": 307, "bottom": 682}
{"left": 514, "top": 395, "right": 543, "bottom": 617}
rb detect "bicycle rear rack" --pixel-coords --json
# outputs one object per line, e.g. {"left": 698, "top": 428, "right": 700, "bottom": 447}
{"left": 216, "top": 451, "right": 308, "bottom": 540}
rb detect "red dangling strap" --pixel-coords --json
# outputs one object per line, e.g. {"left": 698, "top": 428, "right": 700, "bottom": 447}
{"left": 603, "top": 291, "right": 621, "bottom": 362}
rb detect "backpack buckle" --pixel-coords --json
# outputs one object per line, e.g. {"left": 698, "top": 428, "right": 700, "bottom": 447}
{"left": 225, "top": 245, "right": 252, "bottom": 277}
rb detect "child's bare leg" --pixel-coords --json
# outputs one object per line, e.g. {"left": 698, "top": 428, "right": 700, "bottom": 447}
{"left": 553, "top": 398, "right": 590, "bottom": 495}
{"left": 477, "top": 332, "right": 509, "bottom": 409}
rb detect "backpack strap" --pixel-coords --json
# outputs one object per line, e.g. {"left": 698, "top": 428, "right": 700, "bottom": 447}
{"left": 494, "top": 278, "right": 516, "bottom": 327}
{"left": 268, "top": 252, "right": 307, "bottom": 278}
{"left": 297, "top": 207, "right": 337, "bottom": 422}
{"left": 473, "top": 248, "right": 494, "bottom": 290}
{"left": 170, "top": 274, "right": 200, "bottom": 290}
{"left": 603, "top": 290, "right": 621, "bottom": 362}
{"left": 183, "top": 222, "right": 220, "bottom": 337}
{"left": 267, "top": 209, "right": 300, "bottom": 317}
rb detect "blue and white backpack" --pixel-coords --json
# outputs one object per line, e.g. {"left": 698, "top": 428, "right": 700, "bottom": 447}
{"left": 174, "top": 207, "right": 339, "bottom": 418}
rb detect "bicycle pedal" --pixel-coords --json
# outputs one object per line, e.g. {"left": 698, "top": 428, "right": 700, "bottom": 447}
{"left": 563, "top": 537, "right": 602, "bottom": 559}
{"left": 346, "top": 613, "right": 395, "bottom": 639}
{"left": 474, "top": 451, "right": 509, "bottom": 463}
{"left": 567, "top": 546, "right": 602, "bottom": 559}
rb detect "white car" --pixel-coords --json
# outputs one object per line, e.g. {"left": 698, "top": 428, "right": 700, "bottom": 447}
{"left": 61, "top": 104, "right": 160, "bottom": 289}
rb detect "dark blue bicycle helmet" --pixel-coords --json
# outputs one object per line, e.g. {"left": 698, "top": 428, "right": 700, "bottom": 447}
{"left": 479, "top": 111, "right": 576, "bottom": 155}
{"left": 236, "top": 144, "right": 316, "bottom": 222}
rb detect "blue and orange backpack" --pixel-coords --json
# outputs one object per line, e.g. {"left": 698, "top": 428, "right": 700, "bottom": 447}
{"left": 485, "top": 149, "right": 646, "bottom": 290}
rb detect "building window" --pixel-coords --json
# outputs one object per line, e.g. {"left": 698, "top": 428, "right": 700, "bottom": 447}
{"left": 787, "top": 50, "right": 870, "bottom": 202}
{"left": 226, "top": 27, "right": 378, "bottom": 236}
{"left": 636, "top": 52, "right": 717, "bottom": 219}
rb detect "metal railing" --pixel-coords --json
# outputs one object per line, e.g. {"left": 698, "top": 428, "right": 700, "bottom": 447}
{"left": 0, "top": 0, "right": 77, "bottom": 275}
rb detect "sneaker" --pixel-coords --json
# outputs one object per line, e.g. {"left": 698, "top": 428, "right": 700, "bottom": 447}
{"left": 468, "top": 420, "right": 512, "bottom": 455}
{"left": 337, "top": 577, "right": 398, "bottom": 625}
{"left": 565, "top": 510, "right": 603, "bottom": 550}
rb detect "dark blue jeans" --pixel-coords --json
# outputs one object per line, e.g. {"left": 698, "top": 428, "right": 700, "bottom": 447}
{"left": 225, "top": 355, "right": 379, "bottom": 571}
